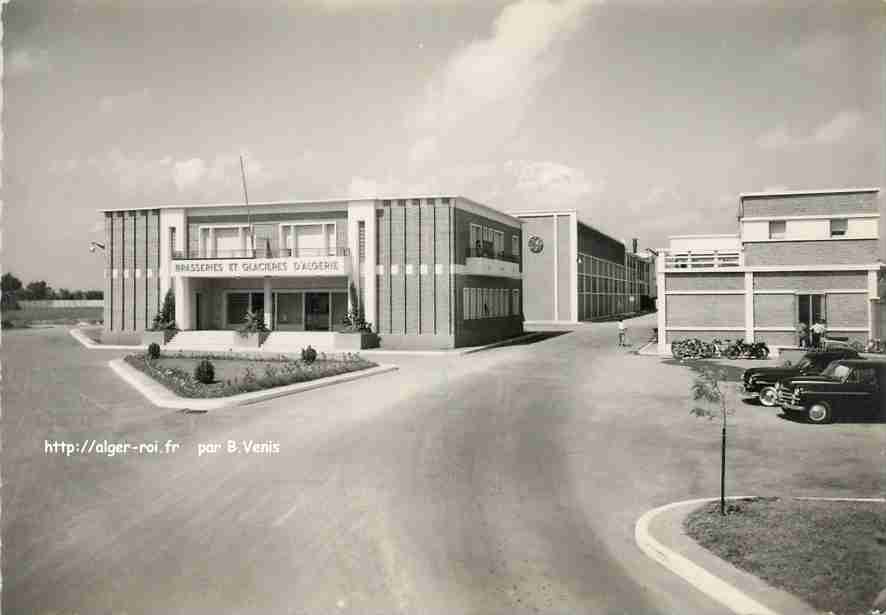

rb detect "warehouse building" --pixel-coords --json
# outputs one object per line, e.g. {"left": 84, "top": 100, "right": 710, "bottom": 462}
{"left": 657, "top": 188, "right": 884, "bottom": 353}
{"left": 99, "top": 196, "right": 524, "bottom": 349}
{"left": 510, "top": 210, "right": 655, "bottom": 325}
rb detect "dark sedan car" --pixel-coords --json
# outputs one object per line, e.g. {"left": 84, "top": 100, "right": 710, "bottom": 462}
{"left": 742, "top": 349, "right": 860, "bottom": 407}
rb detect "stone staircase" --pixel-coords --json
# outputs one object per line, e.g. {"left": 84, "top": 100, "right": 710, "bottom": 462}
{"left": 165, "top": 330, "right": 242, "bottom": 352}
{"left": 261, "top": 332, "right": 337, "bottom": 352}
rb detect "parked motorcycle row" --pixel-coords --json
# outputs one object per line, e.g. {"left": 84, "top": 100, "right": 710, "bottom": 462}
{"left": 671, "top": 337, "right": 770, "bottom": 361}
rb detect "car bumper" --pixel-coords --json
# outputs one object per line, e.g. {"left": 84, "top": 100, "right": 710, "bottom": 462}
{"left": 780, "top": 402, "right": 806, "bottom": 411}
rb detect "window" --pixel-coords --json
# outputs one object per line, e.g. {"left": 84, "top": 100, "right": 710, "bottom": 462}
{"left": 830, "top": 218, "right": 847, "bottom": 237}
{"left": 470, "top": 224, "right": 482, "bottom": 252}
{"left": 512, "top": 235, "right": 520, "bottom": 257}
{"left": 358, "top": 221, "right": 366, "bottom": 262}
{"left": 493, "top": 230, "right": 504, "bottom": 256}
{"left": 512, "top": 288, "right": 520, "bottom": 316}
{"left": 769, "top": 220, "right": 786, "bottom": 240}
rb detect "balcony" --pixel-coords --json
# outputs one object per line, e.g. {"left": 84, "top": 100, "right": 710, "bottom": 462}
{"left": 663, "top": 249, "right": 743, "bottom": 270}
{"left": 464, "top": 247, "right": 521, "bottom": 278}
{"left": 170, "top": 246, "right": 351, "bottom": 278}
{"left": 172, "top": 247, "right": 350, "bottom": 260}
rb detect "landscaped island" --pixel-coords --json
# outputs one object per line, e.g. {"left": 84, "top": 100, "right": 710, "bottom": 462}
{"left": 684, "top": 497, "right": 886, "bottom": 615}
{"left": 125, "top": 348, "right": 378, "bottom": 399}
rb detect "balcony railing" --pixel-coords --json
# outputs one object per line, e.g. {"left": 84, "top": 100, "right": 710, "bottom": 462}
{"left": 172, "top": 247, "right": 351, "bottom": 260}
{"left": 465, "top": 247, "right": 520, "bottom": 264}
{"left": 663, "top": 249, "right": 742, "bottom": 269}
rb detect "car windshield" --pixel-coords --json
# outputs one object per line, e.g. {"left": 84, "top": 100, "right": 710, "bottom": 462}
{"left": 821, "top": 361, "right": 851, "bottom": 380}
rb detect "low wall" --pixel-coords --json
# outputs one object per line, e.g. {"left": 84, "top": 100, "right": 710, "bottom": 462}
{"left": 18, "top": 300, "right": 103, "bottom": 308}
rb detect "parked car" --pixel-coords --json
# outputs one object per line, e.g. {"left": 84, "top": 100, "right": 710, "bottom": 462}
{"left": 776, "top": 359, "right": 886, "bottom": 424}
{"left": 742, "top": 349, "right": 860, "bottom": 407}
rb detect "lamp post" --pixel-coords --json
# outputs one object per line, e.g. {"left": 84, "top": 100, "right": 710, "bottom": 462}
{"left": 89, "top": 241, "right": 106, "bottom": 253}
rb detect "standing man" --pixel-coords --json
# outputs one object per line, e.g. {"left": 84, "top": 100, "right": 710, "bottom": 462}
{"left": 618, "top": 319, "right": 627, "bottom": 347}
{"left": 811, "top": 319, "right": 826, "bottom": 348}
{"left": 797, "top": 321, "right": 809, "bottom": 348}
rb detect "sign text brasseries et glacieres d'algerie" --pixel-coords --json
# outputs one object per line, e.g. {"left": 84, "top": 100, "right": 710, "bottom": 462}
{"left": 171, "top": 256, "right": 347, "bottom": 277}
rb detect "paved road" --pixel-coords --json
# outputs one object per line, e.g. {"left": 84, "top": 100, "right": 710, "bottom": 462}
{"left": 4, "top": 321, "right": 883, "bottom": 614}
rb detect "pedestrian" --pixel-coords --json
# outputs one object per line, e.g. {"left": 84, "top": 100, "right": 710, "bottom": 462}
{"left": 617, "top": 319, "right": 627, "bottom": 347}
{"left": 797, "top": 321, "right": 809, "bottom": 348}
{"left": 811, "top": 319, "right": 826, "bottom": 349}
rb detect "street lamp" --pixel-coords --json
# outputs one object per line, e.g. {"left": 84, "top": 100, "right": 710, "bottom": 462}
{"left": 89, "top": 241, "right": 106, "bottom": 253}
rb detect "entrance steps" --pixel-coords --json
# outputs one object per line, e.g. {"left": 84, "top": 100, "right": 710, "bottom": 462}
{"left": 262, "top": 332, "right": 337, "bottom": 352}
{"left": 163, "top": 330, "right": 339, "bottom": 353}
{"left": 166, "top": 330, "right": 241, "bottom": 352}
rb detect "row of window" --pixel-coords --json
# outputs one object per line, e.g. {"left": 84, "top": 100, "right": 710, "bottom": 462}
{"left": 577, "top": 293, "right": 640, "bottom": 320}
{"left": 470, "top": 223, "right": 519, "bottom": 257}
{"left": 463, "top": 287, "right": 520, "bottom": 320}
{"left": 769, "top": 218, "right": 847, "bottom": 239}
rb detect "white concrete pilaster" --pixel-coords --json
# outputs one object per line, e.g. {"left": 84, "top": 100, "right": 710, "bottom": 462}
{"left": 348, "top": 201, "right": 377, "bottom": 329}
{"left": 553, "top": 215, "right": 559, "bottom": 321}
{"left": 656, "top": 257, "right": 666, "bottom": 353}
{"left": 263, "top": 277, "right": 273, "bottom": 330}
{"left": 570, "top": 212, "right": 578, "bottom": 322}
{"left": 175, "top": 276, "right": 192, "bottom": 329}
{"left": 745, "top": 271, "right": 754, "bottom": 342}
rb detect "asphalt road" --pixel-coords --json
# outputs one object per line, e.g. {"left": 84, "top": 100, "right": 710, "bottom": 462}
{"left": 4, "top": 321, "right": 883, "bottom": 614}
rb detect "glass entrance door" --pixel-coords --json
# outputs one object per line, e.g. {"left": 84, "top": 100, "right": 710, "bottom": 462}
{"left": 304, "top": 292, "right": 330, "bottom": 331}
{"left": 798, "top": 294, "right": 826, "bottom": 345}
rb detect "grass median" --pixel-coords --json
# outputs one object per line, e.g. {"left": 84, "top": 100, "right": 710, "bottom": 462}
{"left": 125, "top": 352, "right": 378, "bottom": 398}
{"left": 2, "top": 306, "right": 102, "bottom": 327}
{"left": 685, "top": 497, "right": 886, "bottom": 615}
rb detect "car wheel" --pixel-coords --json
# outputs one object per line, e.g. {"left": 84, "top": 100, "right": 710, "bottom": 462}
{"left": 807, "top": 402, "right": 833, "bottom": 424}
{"left": 759, "top": 386, "right": 778, "bottom": 407}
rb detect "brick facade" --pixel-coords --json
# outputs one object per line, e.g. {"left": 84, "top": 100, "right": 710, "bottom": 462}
{"left": 666, "top": 272, "right": 744, "bottom": 291}
{"left": 754, "top": 294, "right": 794, "bottom": 328}
{"left": 754, "top": 271, "right": 867, "bottom": 290}
{"left": 744, "top": 240, "right": 878, "bottom": 266}
{"left": 666, "top": 294, "right": 744, "bottom": 327}
{"left": 741, "top": 191, "right": 878, "bottom": 218}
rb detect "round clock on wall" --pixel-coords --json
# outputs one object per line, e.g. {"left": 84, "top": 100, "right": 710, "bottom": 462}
{"left": 528, "top": 235, "right": 544, "bottom": 254}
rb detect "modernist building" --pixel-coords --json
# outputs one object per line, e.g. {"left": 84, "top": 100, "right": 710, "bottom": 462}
{"left": 100, "top": 196, "right": 524, "bottom": 349}
{"left": 657, "top": 188, "right": 884, "bottom": 353}
{"left": 510, "top": 210, "right": 655, "bottom": 325}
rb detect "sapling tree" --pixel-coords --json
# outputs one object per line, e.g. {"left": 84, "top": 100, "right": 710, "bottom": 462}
{"left": 689, "top": 365, "right": 736, "bottom": 515}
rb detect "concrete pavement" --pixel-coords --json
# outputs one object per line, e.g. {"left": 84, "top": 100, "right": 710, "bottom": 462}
{"left": 3, "top": 316, "right": 883, "bottom": 614}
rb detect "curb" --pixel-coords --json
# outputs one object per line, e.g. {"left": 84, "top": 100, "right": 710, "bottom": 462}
{"left": 636, "top": 496, "right": 884, "bottom": 614}
{"left": 108, "top": 358, "right": 399, "bottom": 410}
{"left": 636, "top": 497, "right": 781, "bottom": 615}
{"left": 70, "top": 327, "right": 146, "bottom": 350}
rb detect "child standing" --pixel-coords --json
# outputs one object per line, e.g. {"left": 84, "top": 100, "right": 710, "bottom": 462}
{"left": 618, "top": 320, "right": 627, "bottom": 347}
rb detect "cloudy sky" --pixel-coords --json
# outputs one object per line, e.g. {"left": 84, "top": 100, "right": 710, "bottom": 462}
{"left": 4, "top": 0, "right": 884, "bottom": 289}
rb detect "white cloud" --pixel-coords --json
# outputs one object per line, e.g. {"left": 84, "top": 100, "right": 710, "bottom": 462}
{"left": 6, "top": 48, "right": 50, "bottom": 77}
{"left": 407, "top": 0, "right": 596, "bottom": 166}
{"left": 756, "top": 125, "right": 793, "bottom": 150}
{"left": 173, "top": 158, "right": 208, "bottom": 191}
{"left": 757, "top": 110, "right": 864, "bottom": 150}
{"left": 811, "top": 110, "right": 863, "bottom": 144}
{"left": 505, "top": 159, "right": 600, "bottom": 207}
{"left": 98, "top": 88, "right": 151, "bottom": 114}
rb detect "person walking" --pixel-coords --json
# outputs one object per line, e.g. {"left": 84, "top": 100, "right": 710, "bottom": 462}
{"left": 797, "top": 321, "right": 809, "bottom": 348}
{"left": 617, "top": 319, "right": 627, "bottom": 347}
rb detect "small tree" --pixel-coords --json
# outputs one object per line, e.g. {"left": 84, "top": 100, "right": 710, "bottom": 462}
{"left": 689, "top": 365, "right": 736, "bottom": 515}
{"left": 151, "top": 289, "right": 177, "bottom": 330}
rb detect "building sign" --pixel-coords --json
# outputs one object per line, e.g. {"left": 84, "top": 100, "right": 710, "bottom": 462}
{"left": 171, "top": 256, "right": 349, "bottom": 278}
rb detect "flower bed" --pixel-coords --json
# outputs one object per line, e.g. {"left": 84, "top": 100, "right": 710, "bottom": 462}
{"left": 124, "top": 352, "right": 377, "bottom": 398}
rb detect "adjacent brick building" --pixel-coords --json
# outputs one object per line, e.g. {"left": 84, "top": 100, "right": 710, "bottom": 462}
{"left": 657, "top": 188, "right": 883, "bottom": 352}
{"left": 100, "top": 196, "right": 523, "bottom": 349}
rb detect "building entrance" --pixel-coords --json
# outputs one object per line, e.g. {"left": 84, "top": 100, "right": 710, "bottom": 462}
{"left": 305, "top": 292, "right": 330, "bottom": 331}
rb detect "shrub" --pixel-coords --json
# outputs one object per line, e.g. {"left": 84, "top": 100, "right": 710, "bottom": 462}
{"left": 194, "top": 359, "right": 215, "bottom": 384}
{"left": 238, "top": 309, "right": 268, "bottom": 337}
{"left": 301, "top": 345, "right": 317, "bottom": 364}
{"left": 147, "top": 342, "right": 161, "bottom": 360}
{"left": 151, "top": 289, "right": 178, "bottom": 331}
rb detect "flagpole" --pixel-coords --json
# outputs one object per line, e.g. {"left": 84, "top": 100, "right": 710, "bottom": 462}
{"left": 239, "top": 154, "right": 253, "bottom": 256}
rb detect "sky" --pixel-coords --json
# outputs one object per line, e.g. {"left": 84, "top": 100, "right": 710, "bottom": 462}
{"left": 3, "top": 0, "right": 884, "bottom": 289}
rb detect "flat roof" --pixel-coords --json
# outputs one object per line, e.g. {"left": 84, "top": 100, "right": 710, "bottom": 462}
{"left": 739, "top": 187, "right": 880, "bottom": 199}
{"left": 507, "top": 209, "right": 632, "bottom": 249}
{"left": 668, "top": 233, "right": 739, "bottom": 239}
{"left": 99, "top": 195, "right": 455, "bottom": 213}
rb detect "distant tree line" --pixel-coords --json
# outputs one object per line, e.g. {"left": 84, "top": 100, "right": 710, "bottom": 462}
{"left": 1, "top": 273, "right": 102, "bottom": 306}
